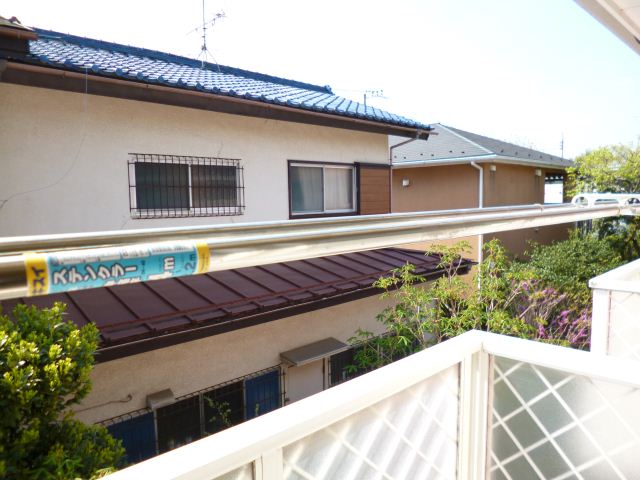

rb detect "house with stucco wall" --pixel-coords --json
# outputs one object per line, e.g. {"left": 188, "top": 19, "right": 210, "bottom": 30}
{"left": 0, "top": 18, "right": 474, "bottom": 464}
{"left": 391, "top": 124, "right": 574, "bottom": 260}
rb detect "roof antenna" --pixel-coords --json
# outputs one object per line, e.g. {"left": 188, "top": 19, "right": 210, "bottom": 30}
{"left": 363, "top": 89, "right": 385, "bottom": 109}
{"left": 560, "top": 132, "right": 565, "bottom": 158}
{"left": 191, "top": 0, "right": 226, "bottom": 68}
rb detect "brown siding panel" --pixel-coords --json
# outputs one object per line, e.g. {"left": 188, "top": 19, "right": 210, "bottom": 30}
{"left": 359, "top": 165, "right": 390, "bottom": 214}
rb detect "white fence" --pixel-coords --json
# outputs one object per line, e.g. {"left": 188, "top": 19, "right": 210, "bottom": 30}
{"left": 591, "top": 258, "right": 640, "bottom": 360}
{"left": 104, "top": 330, "right": 640, "bottom": 480}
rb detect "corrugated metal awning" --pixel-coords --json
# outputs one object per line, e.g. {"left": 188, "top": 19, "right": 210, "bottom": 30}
{"left": 1, "top": 248, "right": 472, "bottom": 361}
{"left": 280, "top": 338, "right": 349, "bottom": 367}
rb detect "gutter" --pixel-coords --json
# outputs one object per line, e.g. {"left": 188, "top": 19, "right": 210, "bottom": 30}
{"left": 470, "top": 162, "right": 484, "bottom": 264}
{"left": 392, "top": 154, "right": 571, "bottom": 170}
{"left": 1, "top": 61, "right": 432, "bottom": 139}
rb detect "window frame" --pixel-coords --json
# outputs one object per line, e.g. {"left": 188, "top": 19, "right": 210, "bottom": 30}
{"left": 288, "top": 160, "right": 358, "bottom": 219}
{"left": 128, "top": 153, "right": 245, "bottom": 219}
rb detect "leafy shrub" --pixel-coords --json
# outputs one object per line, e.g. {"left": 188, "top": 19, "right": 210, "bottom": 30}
{"left": 349, "top": 238, "right": 595, "bottom": 370}
{"left": 0, "top": 303, "right": 124, "bottom": 479}
{"left": 519, "top": 230, "right": 623, "bottom": 309}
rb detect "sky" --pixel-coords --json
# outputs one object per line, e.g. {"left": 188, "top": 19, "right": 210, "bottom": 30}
{"left": 4, "top": 0, "right": 640, "bottom": 159}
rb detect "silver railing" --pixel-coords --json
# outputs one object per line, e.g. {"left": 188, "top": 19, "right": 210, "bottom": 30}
{"left": 0, "top": 196, "right": 637, "bottom": 300}
{"left": 1, "top": 199, "right": 638, "bottom": 301}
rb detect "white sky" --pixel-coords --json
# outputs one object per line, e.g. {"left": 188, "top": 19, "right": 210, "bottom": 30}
{"left": 4, "top": 0, "right": 640, "bottom": 159}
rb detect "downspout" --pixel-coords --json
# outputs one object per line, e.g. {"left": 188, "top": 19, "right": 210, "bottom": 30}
{"left": 470, "top": 162, "right": 484, "bottom": 264}
{"left": 389, "top": 129, "right": 427, "bottom": 213}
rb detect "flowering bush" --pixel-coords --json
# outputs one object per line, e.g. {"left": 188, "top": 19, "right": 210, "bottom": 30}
{"left": 349, "top": 238, "right": 593, "bottom": 371}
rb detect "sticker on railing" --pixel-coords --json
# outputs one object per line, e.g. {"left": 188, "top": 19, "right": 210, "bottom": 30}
{"left": 23, "top": 241, "right": 211, "bottom": 296}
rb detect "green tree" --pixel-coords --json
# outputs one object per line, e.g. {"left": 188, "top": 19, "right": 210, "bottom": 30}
{"left": 568, "top": 144, "right": 640, "bottom": 261}
{"left": 518, "top": 230, "right": 623, "bottom": 310}
{"left": 0, "top": 303, "right": 124, "bottom": 479}
{"left": 349, "top": 239, "right": 592, "bottom": 371}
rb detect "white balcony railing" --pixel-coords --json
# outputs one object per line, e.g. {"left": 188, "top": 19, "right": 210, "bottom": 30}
{"left": 104, "top": 330, "right": 640, "bottom": 480}
{"left": 591, "top": 258, "right": 640, "bottom": 360}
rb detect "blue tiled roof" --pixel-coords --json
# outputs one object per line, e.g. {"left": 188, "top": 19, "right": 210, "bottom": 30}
{"left": 17, "top": 29, "right": 431, "bottom": 131}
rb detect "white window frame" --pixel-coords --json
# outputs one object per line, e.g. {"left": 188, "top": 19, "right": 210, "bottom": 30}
{"left": 289, "top": 162, "right": 357, "bottom": 216}
{"left": 129, "top": 155, "right": 244, "bottom": 218}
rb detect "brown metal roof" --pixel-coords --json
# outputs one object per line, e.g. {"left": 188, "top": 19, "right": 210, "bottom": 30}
{"left": 1, "top": 248, "right": 471, "bottom": 362}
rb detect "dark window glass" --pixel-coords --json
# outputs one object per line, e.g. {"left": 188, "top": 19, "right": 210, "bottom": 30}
{"left": 291, "top": 166, "right": 323, "bottom": 213}
{"left": 192, "top": 164, "right": 238, "bottom": 208}
{"left": 329, "top": 347, "right": 369, "bottom": 387}
{"left": 135, "top": 162, "right": 189, "bottom": 210}
{"left": 156, "top": 396, "right": 201, "bottom": 453}
{"left": 245, "top": 370, "right": 281, "bottom": 419}
{"left": 202, "top": 381, "right": 244, "bottom": 436}
{"left": 107, "top": 413, "right": 157, "bottom": 464}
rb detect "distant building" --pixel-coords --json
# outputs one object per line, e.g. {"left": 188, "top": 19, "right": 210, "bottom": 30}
{"left": 391, "top": 124, "right": 573, "bottom": 259}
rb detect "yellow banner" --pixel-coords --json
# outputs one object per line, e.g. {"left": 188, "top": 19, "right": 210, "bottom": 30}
{"left": 195, "top": 241, "right": 211, "bottom": 274}
{"left": 24, "top": 253, "right": 49, "bottom": 296}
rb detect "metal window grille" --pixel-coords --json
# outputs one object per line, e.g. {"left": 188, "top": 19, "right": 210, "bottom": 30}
{"left": 128, "top": 153, "right": 245, "bottom": 218}
{"left": 328, "top": 335, "right": 417, "bottom": 388}
{"left": 100, "top": 366, "right": 283, "bottom": 463}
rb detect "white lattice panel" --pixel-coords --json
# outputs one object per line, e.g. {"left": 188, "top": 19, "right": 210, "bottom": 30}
{"left": 282, "top": 365, "right": 459, "bottom": 480}
{"left": 491, "top": 356, "right": 640, "bottom": 479}
{"left": 607, "top": 290, "right": 640, "bottom": 361}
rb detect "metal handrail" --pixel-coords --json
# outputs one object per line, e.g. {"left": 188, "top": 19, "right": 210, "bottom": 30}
{"left": 0, "top": 203, "right": 569, "bottom": 256}
{"left": 0, "top": 200, "right": 637, "bottom": 301}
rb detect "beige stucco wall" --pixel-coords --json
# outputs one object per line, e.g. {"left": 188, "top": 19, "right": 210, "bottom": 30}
{"left": 0, "top": 83, "right": 388, "bottom": 236}
{"left": 392, "top": 163, "right": 570, "bottom": 259}
{"left": 484, "top": 164, "right": 570, "bottom": 258}
{"left": 392, "top": 164, "right": 481, "bottom": 259}
{"left": 74, "top": 293, "right": 394, "bottom": 424}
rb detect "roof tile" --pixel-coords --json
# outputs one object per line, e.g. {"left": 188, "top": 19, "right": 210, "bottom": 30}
{"left": 5, "top": 29, "right": 430, "bottom": 131}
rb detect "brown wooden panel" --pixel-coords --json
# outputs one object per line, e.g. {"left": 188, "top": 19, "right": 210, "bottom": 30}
{"left": 358, "top": 165, "right": 390, "bottom": 214}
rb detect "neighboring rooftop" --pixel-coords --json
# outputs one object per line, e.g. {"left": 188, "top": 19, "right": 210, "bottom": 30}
{"left": 1, "top": 247, "right": 471, "bottom": 361}
{"left": 391, "top": 123, "right": 572, "bottom": 169}
{"left": 0, "top": 20, "right": 431, "bottom": 136}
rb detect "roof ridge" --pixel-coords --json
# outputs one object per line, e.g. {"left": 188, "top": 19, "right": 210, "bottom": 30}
{"left": 33, "top": 28, "right": 334, "bottom": 94}
{"left": 444, "top": 124, "right": 567, "bottom": 162}
{"left": 437, "top": 123, "right": 493, "bottom": 155}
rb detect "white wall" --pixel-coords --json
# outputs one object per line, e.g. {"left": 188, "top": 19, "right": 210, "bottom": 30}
{"left": 0, "top": 83, "right": 388, "bottom": 236}
{"left": 75, "top": 293, "right": 394, "bottom": 424}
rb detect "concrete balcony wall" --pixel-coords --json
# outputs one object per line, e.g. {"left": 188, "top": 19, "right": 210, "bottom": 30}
{"left": 591, "top": 258, "right": 640, "bottom": 359}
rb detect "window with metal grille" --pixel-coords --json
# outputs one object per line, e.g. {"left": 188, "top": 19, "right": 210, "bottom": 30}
{"left": 101, "top": 366, "right": 282, "bottom": 463}
{"left": 128, "top": 154, "right": 245, "bottom": 218}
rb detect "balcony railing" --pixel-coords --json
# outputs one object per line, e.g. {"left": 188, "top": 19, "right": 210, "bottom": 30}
{"left": 103, "top": 330, "right": 640, "bottom": 479}
{"left": 591, "top": 258, "right": 640, "bottom": 360}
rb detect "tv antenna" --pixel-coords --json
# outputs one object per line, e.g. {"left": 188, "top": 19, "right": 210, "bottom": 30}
{"left": 560, "top": 132, "right": 565, "bottom": 158}
{"left": 363, "top": 89, "right": 385, "bottom": 109}
{"left": 189, "top": 0, "right": 226, "bottom": 68}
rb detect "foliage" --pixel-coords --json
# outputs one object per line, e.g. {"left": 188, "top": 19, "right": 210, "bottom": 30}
{"left": 205, "top": 398, "right": 233, "bottom": 436}
{"left": 518, "top": 230, "right": 623, "bottom": 309}
{"left": 347, "top": 242, "right": 474, "bottom": 370}
{"left": 568, "top": 144, "right": 640, "bottom": 261}
{"left": 349, "top": 239, "right": 593, "bottom": 371}
{"left": 0, "top": 303, "right": 124, "bottom": 479}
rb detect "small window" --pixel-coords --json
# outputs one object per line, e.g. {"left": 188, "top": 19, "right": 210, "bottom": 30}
{"left": 289, "top": 162, "right": 356, "bottom": 216}
{"left": 544, "top": 173, "right": 564, "bottom": 204}
{"left": 129, "top": 154, "right": 245, "bottom": 218}
{"left": 329, "top": 347, "right": 368, "bottom": 387}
